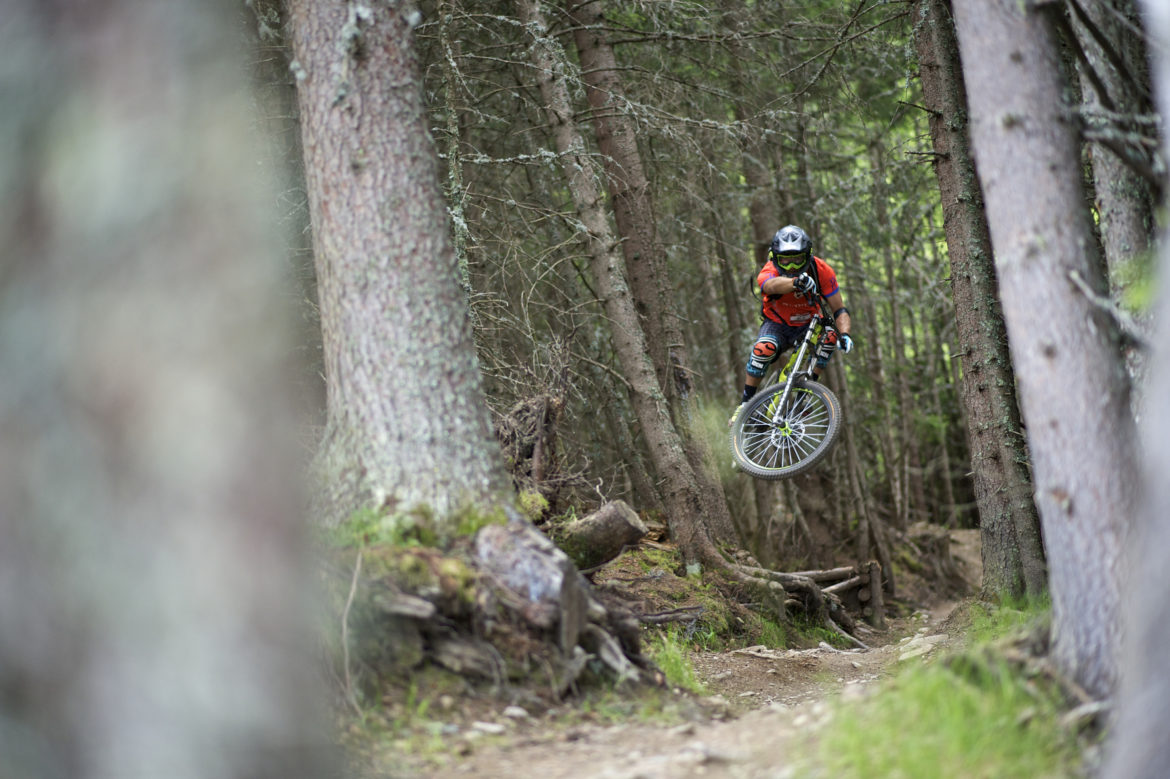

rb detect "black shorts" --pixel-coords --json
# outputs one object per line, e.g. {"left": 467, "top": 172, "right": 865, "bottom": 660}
{"left": 754, "top": 318, "right": 808, "bottom": 351}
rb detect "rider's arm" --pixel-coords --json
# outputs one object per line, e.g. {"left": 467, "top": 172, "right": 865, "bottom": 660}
{"left": 834, "top": 308, "right": 852, "bottom": 337}
{"left": 760, "top": 276, "right": 799, "bottom": 296}
{"left": 823, "top": 284, "right": 851, "bottom": 336}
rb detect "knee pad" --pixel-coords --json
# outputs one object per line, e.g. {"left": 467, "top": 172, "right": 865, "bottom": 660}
{"left": 747, "top": 338, "right": 779, "bottom": 378}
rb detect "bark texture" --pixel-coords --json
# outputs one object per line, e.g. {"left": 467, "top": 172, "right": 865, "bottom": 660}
{"left": 913, "top": 0, "right": 1046, "bottom": 598}
{"left": 567, "top": 0, "right": 738, "bottom": 545}
{"left": 1105, "top": 3, "right": 1170, "bottom": 775}
{"left": 1075, "top": 0, "right": 1154, "bottom": 278}
{"left": 953, "top": 0, "right": 1137, "bottom": 697}
{"left": 289, "top": 0, "right": 509, "bottom": 526}
{"left": 516, "top": 0, "right": 724, "bottom": 568}
{"left": 0, "top": 3, "right": 329, "bottom": 776}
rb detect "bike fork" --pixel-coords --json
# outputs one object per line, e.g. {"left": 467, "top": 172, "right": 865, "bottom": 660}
{"left": 769, "top": 331, "right": 816, "bottom": 425}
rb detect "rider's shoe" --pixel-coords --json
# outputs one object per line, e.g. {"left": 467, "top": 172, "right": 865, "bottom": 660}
{"left": 728, "top": 403, "right": 745, "bottom": 428}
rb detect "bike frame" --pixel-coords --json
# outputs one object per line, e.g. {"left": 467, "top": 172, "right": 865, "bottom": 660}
{"left": 766, "top": 296, "right": 836, "bottom": 425}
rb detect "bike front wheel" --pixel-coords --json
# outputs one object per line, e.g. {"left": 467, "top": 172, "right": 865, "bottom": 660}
{"left": 730, "top": 379, "right": 842, "bottom": 480}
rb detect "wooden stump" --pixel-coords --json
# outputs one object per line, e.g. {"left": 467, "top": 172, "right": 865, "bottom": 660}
{"left": 865, "top": 560, "right": 886, "bottom": 629}
{"left": 556, "top": 500, "right": 647, "bottom": 570}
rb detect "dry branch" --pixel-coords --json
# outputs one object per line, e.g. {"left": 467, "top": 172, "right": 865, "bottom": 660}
{"left": 823, "top": 575, "right": 865, "bottom": 595}
{"left": 341, "top": 551, "right": 362, "bottom": 716}
{"left": 784, "top": 566, "right": 858, "bottom": 582}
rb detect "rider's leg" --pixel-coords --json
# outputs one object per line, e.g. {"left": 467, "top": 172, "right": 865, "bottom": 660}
{"left": 743, "top": 337, "right": 780, "bottom": 402}
{"left": 811, "top": 330, "right": 839, "bottom": 381}
{"left": 741, "top": 320, "right": 802, "bottom": 402}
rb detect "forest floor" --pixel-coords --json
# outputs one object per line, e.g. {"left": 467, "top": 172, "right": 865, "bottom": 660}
{"left": 369, "top": 528, "right": 984, "bottom": 778}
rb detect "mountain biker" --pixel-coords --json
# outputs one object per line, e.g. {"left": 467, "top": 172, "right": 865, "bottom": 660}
{"left": 730, "top": 225, "right": 854, "bottom": 425}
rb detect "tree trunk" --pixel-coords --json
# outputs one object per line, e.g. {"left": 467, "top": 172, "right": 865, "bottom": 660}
{"left": 289, "top": 0, "right": 510, "bottom": 528}
{"left": 850, "top": 249, "right": 900, "bottom": 520}
{"left": 869, "top": 144, "right": 913, "bottom": 531}
{"left": 517, "top": 0, "right": 725, "bottom": 568}
{"left": 1073, "top": 0, "right": 1155, "bottom": 281}
{"left": 914, "top": 0, "right": 1047, "bottom": 598}
{"left": 953, "top": 0, "right": 1138, "bottom": 697}
{"left": 567, "top": 0, "right": 738, "bottom": 547}
{"left": 0, "top": 3, "right": 329, "bottom": 775}
{"left": 709, "top": 206, "right": 751, "bottom": 396}
{"left": 832, "top": 361, "right": 876, "bottom": 565}
{"left": 1105, "top": 4, "right": 1170, "bottom": 773}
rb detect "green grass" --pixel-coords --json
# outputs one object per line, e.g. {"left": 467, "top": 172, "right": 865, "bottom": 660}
{"left": 813, "top": 600, "right": 1079, "bottom": 779}
{"left": 753, "top": 615, "right": 787, "bottom": 647}
{"left": 817, "top": 660, "right": 1075, "bottom": 779}
{"left": 967, "top": 595, "right": 1050, "bottom": 643}
{"left": 646, "top": 626, "right": 707, "bottom": 694}
{"left": 571, "top": 685, "right": 683, "bottom": 725}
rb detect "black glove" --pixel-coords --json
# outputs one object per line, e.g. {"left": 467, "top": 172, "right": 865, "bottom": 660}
{"left": 838, "top": 333, "right": 854, "bottom": 353}
{"left": 793, "top": 272, "right": 815, "bottom": 295}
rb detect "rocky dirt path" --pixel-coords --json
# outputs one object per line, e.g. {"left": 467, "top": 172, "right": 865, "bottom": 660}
{"left": 427, "top": 606, "right": 958, "bottom": 778}
{"left": 419, "top": 530, "right": 982, "bottom": 778}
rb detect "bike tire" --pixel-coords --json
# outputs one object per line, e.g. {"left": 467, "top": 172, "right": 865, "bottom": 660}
{"left": 729, "top": 379, "right": 842, "bottom": 480}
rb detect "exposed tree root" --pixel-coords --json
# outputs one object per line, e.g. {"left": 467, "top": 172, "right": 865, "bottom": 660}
{"left": 324, "top": 513, "right": 664, "bottom": 709}
{"left": 325, "top": 509, "right": 888, "bottom": 710}
{"left": 727, "top": 563, "right": 861, "bottom": 644}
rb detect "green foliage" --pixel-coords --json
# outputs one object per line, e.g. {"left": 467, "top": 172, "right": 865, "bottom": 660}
{"left": 325, "top": 504, "right": 507, "bottom": 550}
{"left": 517, "top": 489, "right": 549, "bottom": 522}
{"left": 635, "top": 545, "right": 682, "bottom": 575}
{"left": 392, "top": 680, "right": 431, "bottom": 731}
{"left": 325, "top": 507, "right": 437, "bottom": 548}
{"left": 755, "top": 616, "right": 787, "bottom": 647}
{"left": 694, "top": 397, "right": 759, "bottom": 533}
{"left": 813, "top": 599, "right": 1078, "bottom": 778}
{"left": 569, "top": 686, "right": 684, "bottom": 726}
{"left": 790, "top": 612, "right": 852, "bottom": 649}
{"left": 451, "top": 503, "right": 507, "bottom": 538}
{"left": 1113, "top": 246, "right": 1158, "bottom": 313}
{"left": 645, "top": 626, "right": 707, "bottom": 694}
{"left": 816, "top": 658, "right": 1076, "bottom": 778}
{"left": 966, "top": 595, "right": 1051, "bottom": 644}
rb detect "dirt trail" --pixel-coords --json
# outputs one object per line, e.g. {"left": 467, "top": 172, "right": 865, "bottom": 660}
{"left": 419, "top": 529, "right": 982, "bottom": 779}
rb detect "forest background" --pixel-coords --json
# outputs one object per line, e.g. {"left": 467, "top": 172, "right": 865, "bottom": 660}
{"left": 3, "top": 0, "right": 1170, "bottom": 778}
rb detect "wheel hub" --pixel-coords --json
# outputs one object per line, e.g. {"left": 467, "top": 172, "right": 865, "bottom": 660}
{"left": 770, "top": 419, "right": 804, "bottom": 446}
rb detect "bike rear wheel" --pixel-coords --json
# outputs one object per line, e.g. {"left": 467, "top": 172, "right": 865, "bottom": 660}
{"left": 730, "top": 379, "right": 842, "bottom": 480}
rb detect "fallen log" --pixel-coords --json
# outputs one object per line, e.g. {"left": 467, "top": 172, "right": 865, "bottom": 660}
{"left": 823, "top": 575, "right": 865, "bottom": 595}
{"left": 555, "top": 500, "right": 647, "bottom": 570}
{"left": 784, "top": 566, "right": 858, "bottom": 583}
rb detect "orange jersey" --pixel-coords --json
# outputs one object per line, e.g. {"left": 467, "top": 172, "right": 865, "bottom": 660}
{"left": 757, "top": 256, "right": 840, "bottom": 326}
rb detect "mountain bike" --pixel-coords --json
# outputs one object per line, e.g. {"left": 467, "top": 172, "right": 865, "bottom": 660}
{"left": 729, "top": 296, "right": 844, "bottom": 480}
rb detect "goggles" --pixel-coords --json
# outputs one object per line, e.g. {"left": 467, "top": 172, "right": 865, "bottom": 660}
{"left": 774, "top": 254, "right": 806, "bottom": 271}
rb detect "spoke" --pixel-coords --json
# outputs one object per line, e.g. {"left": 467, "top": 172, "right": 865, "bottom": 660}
{"left": 737, "top": 388, "right": 836, "bottom": 473}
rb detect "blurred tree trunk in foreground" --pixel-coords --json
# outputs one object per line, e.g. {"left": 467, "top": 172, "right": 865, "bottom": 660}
{"left": 0, "top": 2, "right": 330, "bottom": 777}
{"left": 913, "top": 0, "right": 1046, "bottom": 599}
{"left": 288, "top": 0, "right": 511, "bottom": 529}
{"left": 1106, "top": 2, "right": 1170, "bottom": 776}
{"left": 954, "top": 0, "right": 1137, "bottom": 698}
